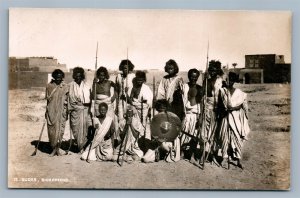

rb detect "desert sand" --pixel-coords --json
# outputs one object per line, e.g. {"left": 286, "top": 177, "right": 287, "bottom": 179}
{"left": 8, "top": 83, "right": 290, "bottom": 189}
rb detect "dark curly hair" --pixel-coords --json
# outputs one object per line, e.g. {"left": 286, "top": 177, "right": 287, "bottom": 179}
{"left": 51, "top": 69, "right": 65, "bottom": 79}
{"left": 119, "top": 59, "right": 134, "bottom": 72}
{"left": 188, "top": 68, "right": 200, "bottom": 79}
{"left": 72, "top": 67, "right": 85, "bottom": 80}
{"left": 155, "top": 99, "right": 169, "bottom": 111}
{"left": 96, "top": 66, "right": 110, "bottom": 79}
{"left": 208, "top": 60, "right": 224, "bottom": 76}
{"left": 134, "top": 70, "right": 146, "bottom": 82}
{"left": 164, "top": 59, "right": 179, "bottom": 74}
{"left": 228, "top": 72, "right": 239, "bottom": 83}
{"left": 98, "top": 102, "right": 108, "bottom": 110}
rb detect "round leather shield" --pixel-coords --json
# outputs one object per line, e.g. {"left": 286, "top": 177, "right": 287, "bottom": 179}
{"left": 150, "top": 111, "right": 181, "bottom": 142}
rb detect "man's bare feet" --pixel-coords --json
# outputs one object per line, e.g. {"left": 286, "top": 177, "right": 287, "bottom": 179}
{"left": 212, "top": 157, "right": 221, "bottom": 167}
{"left": 125, "top": 155, "right": 133, "bottom": 163}
{"left": 221, "top": 158, "right": 229, "bottom": 169}
{"left": 132, "top": 154, "right": 140, "bottom": 161}
{"left": 49, "top": 147, "right": 63, "bottom": 156}
{"left": 50, "top": 148, "right": 57, "bottom": 157}
{"left": 56, "top": 149, "right": 62, "bottom": 156}
{"left": 189, "top": 156, "right": 199, "bottom": 165}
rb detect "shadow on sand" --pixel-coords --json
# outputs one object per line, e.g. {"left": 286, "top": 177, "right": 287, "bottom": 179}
{"left": 30, "top": 139, "right": 80, "bottom": 155}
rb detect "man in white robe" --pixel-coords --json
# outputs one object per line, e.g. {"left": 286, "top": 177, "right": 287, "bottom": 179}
{"left": 127, "top": 71, "right": 153, "bottom": 139}
{"left": 81, "top": 103, "right": 115, "bottom": 161}
{"left": 68, "top": 67, "right": 91, "bottom": 152}
{"left": 156, "top": 59, "right": 184, "bottom": 120}
{"left": 215, "top": 72, "right": 250, "bottom": 169}
{"left": 112, "top": 106, "right": 144, "bottom": 163}
{"left": 115, "top": 59, "right": 135, "bottom": 126}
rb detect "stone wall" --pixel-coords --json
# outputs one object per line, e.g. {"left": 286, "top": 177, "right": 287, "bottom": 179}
{"left": 28, "top": 57, "right": 58, "bottom": 67}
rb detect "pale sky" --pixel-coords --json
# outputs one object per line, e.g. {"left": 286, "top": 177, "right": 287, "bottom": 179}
{"left": 9, "top": 8, "right": 291, "bottom": 71}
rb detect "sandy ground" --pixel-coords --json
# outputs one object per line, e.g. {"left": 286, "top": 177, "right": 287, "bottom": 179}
{"left": 7, "top": 84, "right": 290, "bottom": 189}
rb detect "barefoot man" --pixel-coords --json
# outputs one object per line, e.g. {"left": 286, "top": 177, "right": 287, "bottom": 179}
{"left": 127, "top": 71, "right": 153, "bottom": 139}
{"left": 216, "top": 72, "right": 250, "bottom": 169}
{"left": 68, "top": 67, "right": 91, "bottom": 153}
{"left": 201, "top": 60, "right": 224, "bottom": 165}
{"left": 181, "top": 69, "right": 203, "bottom": 161}
{"left": 45, "top": 69, "right": 69, "bottom": 156}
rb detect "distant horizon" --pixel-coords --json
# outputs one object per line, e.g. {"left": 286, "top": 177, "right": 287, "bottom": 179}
{"left": 9, "top": 52, "right": 291, "bottom": 73}
{"left": 9, "top": 9, "right": 291, "bottom": 72}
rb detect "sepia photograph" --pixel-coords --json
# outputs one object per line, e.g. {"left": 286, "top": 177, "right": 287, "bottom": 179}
{"left": 8, "top": 8, "right": 291, "bottom": 189}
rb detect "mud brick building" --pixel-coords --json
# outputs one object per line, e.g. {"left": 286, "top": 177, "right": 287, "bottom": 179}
{"left": 9, "top": 56, "right": 67, "bottom": 72}
{"left": 232, "top": 54, "right": 291, "bottom": 84}
{"left": 9, "top": 57, "right": 68, "bottom": 89}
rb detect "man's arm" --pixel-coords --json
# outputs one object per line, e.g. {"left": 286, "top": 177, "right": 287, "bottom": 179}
{"left": 110, "top": 81, "right": 117, "bottom": 103}
{"left": 156, "top": 79, "right": 165, "bottom": 100}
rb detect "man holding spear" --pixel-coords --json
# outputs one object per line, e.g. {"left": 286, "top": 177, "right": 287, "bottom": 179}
{"left": 113, "top": 59, "right": 144, "bottom": 164}
{"left": 180, "top": 69, "right": 203, "bottom": 161}
{"left": 90, "top": 66, "right": 119, "bottom": 149}
{"left": 81, "top": 102, "right": 115, "bottom": 161}
{"left": 115, "top": 59, "right": 135, "bottom": 127}
{"left": 200, "top": 60, "right": 224, "bottom": 167}
{"left": 127, "top": 71, "right": 153, "bottom": 140}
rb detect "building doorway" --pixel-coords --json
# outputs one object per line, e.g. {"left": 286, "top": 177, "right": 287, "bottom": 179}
{"left": 245, "top": 73, "right": 250, "bottom": 84}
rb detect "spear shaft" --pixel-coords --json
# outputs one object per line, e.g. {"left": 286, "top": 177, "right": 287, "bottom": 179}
{"left": 200, "top": 40, "right": 209, "bottom": 168}
{"left": 86, "top": 42, "right": 98, "bottom": 163}
{"left": 118, "top": 47, "right": 130, "bottom": 166}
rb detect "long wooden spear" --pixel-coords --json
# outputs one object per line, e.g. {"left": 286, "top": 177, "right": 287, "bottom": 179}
{"left": 227, "top": 63, "right": 231, "bottom": 170}
{"left": 125, "top": 48, "right": 129, "bottom": 114}
{"left": 200, "top": 40, "right": 209, "bottom": 169}
{"left": 152, "top": 76, "right": 156, "bottom": 118}
{"left": 31, "top": 120, "right": 46, "bottom": 156}
{"left": 118, "top": 47, "right": 131, "bottom": 166}
{"left": 86, "top": 42, "right": 98, "bottom": 163}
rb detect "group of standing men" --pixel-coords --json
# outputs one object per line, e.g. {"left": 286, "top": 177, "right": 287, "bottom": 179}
{"left": 45, "top": 58, "right": 250, "bottom": 169}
